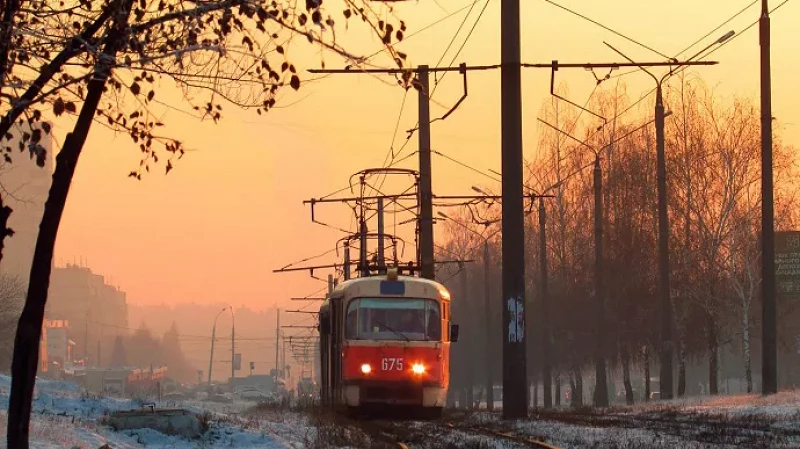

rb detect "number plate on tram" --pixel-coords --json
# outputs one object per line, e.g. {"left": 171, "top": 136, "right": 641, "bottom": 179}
{"left": 381, "top": 357, "right": 404, "bottom": 371}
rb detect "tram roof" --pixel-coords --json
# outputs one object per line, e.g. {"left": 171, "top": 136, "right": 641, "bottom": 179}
{"left": 318, "top": 273, "right": 450, "bottom": 313}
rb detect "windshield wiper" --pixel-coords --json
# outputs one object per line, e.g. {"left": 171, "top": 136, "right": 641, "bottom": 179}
{"left": 376, "top": 321, "right": 410, "bottom": 342}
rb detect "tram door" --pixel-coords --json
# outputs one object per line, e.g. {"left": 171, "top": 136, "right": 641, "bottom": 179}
{"left": 331, "top": 297, "right": 343, "bottom": 404}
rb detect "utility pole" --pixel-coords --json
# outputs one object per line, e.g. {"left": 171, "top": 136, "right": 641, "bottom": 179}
{"left": 208, "top": 328, "right": 215, "bottom": 386}
{"left": 230, "top": 307, "right": 235, "bottom": 403}
{"left": 208, "top": 307, "right": 226, "bottom": 386}
{"left": 760, "top": 0, "right": 777, "bottom": 396}
{"left": 539, "top": 197, "right": 552, "bottom": 409}
{"left": 604, "top": 36, "right": 730, "bottom": 402}
{"left": 460, "top": 263, "right": 474, "bottom": 409}
{"left": 281, "top": 332, "right": 286, "bottom": 378}
{"left": 593, "top": 156, "right": 609, "bottom": 407}
{"left": 484, "top": 240, "right": 494, "bottom": 411}
{"left": 275, "top": 308, "right": 281, "bottom": 384}
{"left": 377, "top": 197, "right": 386, "bottom": 272}
{"left": 500, "top": 0, "right": 528, "bottom": 418}
{"left": 359, "top": 219, "right": 368, "bottom": 277}
{"left": 344, "top": 241, "right": 351, "bottom": 280}
{"left": 417, "top": 65, "right": 435, "bottom": 280}
{"left": 653, "top": 82, "right": 674, "bottom": 402}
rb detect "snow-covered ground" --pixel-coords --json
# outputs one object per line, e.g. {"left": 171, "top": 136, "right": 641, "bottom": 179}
{"left": 451, "top": 392, "right": 800, "bottom": 449}
{"left": 0, "top": 375, "right": 323, "bottom": 448}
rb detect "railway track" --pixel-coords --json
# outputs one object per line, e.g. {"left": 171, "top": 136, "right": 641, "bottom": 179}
{"left": 315, "top": 408, "right": 564, "bottom": 448}
{"left": 442, "top": 421, "right": 562, "bottom": 449}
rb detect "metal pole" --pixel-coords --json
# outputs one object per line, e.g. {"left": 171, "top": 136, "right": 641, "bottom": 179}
{"left": 275, "top": 309, "right": 281, "bottom": 384}
{"left": 344, "top": 241, "right": 351, "bottom": 280}
{"left": 208, "top": 309, "right": 223, "bottom": 386}
{"left": 231, "top": 308, "right": 235, "bottom": 403}
{"left": 593, "top": 156, "right": 609, "bottom": 407}
{"left": 539, "top": 197, "right": 552, "bottom": 409}
{"left": 377, "top": 197, "right": 385, "bottom": 272}
{"left": 760, "top": 0, "right": 777, "bottom": 396}
{"left": 501, "top": 0, "right": 528, "bottom": 418}
{"left": 281, "top": 332, "right": 286, "bottom": 378}
{"left": 655, "top": 83, "right": 674, "bottom": 400}
{"left": 484, "top": 241, "right": 494, "bottom": 411}
{"left": 461, "top": 264, "right": 474, "bottom": 409}
{"left": 418, "top": 65, "right": 435, "bottom": 280}
{"left": 359, "top": 220, "right": 368, "bottom": 277}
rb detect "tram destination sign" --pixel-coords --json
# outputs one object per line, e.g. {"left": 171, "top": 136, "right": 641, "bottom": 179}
{"left": 775, "top": 231, "right": 800, "bottom": 299}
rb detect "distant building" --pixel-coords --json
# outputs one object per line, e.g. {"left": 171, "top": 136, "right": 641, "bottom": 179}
{"left": 46, "top": 263, "right": 129, "bottom": 367}
{"left": 39, "top": 319, "right": 76, "bottom": 374}
{"left": 0, "top": 122, "right": 55, "bottom": 281}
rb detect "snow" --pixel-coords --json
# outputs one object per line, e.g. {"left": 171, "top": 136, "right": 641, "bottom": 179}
{"left": 0, "top": 375, "right": 304, "bottom": 448}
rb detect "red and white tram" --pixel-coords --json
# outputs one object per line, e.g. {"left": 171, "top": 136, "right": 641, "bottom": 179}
{"left": 318, "top": 268, "right": 459, "bottom": 419}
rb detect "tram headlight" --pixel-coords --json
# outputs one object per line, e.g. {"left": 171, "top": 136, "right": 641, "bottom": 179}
{"left": 412, "top": 363, "right": 425, "bottom": 374}
{"left": 361, "top": 364, "right": 371, "bottom": 374}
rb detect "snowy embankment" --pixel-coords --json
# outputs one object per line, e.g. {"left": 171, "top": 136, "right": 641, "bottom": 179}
{"left": 454, "top": 392, "right": 800, "bottom": 449}
{"left": 0, "top": 375, "right": 318, "bottom": 448}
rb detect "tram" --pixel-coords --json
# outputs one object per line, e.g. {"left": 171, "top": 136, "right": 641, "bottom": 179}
{"left": 318, "top": 268, "right": 459, "bottom": 419}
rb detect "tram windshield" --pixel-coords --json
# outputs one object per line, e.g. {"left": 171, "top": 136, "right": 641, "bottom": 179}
{"left": 345, "top": 298, "right": 442, "bottom": 341}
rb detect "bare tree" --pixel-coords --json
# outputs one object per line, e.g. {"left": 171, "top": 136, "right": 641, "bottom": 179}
{"left": 0, "top": 273, "right": 24, "bottom": 370}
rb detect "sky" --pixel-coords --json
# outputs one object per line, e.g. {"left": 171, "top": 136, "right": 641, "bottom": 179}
{"left": 44, "top": 0, "right": 800, "bottom": 315}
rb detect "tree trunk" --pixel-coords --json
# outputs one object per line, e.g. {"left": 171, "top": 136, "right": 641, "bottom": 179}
{"left": 554, "top": 372, "right": 561, "bottom": 406}
{"left": 6, "top": 2, "right": 132, "bottom": 445}
{"left": 621, "top": 345, "right": 634, "bottom": 405}
{"left": 743, "top": 299, "right": 753, "bottom": 393}
{"left": 0, "top": 0, "right": 21, "bottom": 93}
{"left": 572, "top": 365, "right": 583, "bottom": 407}
{"left": 707, "top": 313, "right": 718, "bottom": 395}
{"left": 644, "top": 345, "right": 651, "bottom": 402}
{"left": 0, "top": 196, "right": 12, "bottom": 263}
{"left": 677, "top": 319, "right": 687, "bottom": 397}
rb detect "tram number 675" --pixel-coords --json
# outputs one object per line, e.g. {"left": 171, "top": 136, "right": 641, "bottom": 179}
{"left": 381, "top": 357, "right": 403, "bottom": 371}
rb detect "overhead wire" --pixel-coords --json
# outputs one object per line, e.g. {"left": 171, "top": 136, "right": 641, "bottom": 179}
{"left": 543, "top": 0, "right": 671, "bottom": 60}
{"left": 432, "top": 149, "right": 500, "bottom": 183}
{"left": 359, "top": 0, "right": 494, "bottom": 264}
{"left": 372, "top": 0, "right": 484, "bottom": 195}
{"left": 387, "top": 0, "right": 494, "bottom": 170}
{"left": 318, "top": 1, "right": 483, "bottom": 202}
{"left": 603, "top": 0, "right": 792, "bottom": 127}
{"left": 610, "top": 0, "right": 760, "bottom": 80}
{"left": 362, "top": 0, "right": 483, "bottom": 63}
{"left": 277, "top": 247, "right": 339, "bottom": 271}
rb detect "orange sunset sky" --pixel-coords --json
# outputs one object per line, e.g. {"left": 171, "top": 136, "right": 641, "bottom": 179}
{"left": 47, "top": 0, "right": 799, "bottom": 314}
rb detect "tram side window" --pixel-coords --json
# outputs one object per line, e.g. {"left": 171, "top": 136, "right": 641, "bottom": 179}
{"left": 345, "top": 298, "right": 442, "bottom": 341}
{"left": 345, "top": 308, "right": 357, "bottom": 337}
{"left": 443, "top": 303, "right": 450, "bottom": 341}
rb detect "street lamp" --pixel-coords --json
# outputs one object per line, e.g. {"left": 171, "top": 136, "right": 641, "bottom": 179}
{"left": 605, "top": 30, "right": 734, "bottom": 401}
{"left": 229, "top": 306, "right": 235, "bottom": 404}
{"left": 208, "top": 307, "right": 228, "bottom": 387}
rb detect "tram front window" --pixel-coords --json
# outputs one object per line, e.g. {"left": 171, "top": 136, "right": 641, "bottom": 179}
{"left": 345, "top": 298, "right": 442, "bottom": 341}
